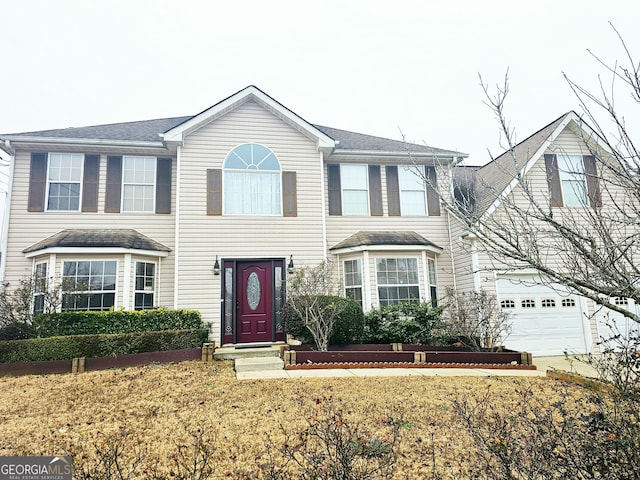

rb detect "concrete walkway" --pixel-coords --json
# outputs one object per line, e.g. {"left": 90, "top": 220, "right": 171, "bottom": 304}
{"left": 235, "top": 355, "right": 599, "bottom": 380}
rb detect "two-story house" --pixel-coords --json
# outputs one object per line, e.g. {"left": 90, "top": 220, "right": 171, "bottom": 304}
{"left": 2, "top": 86, "right": 632, "bottom": 357}
{"left": 0, "top": 86, "right": 464, "bottom": 347}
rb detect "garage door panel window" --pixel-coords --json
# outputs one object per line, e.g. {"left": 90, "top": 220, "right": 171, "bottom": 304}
{"left": 541, "top": 298, "right": 556, "bottom": 308}
{"left": 561, "top": 298, "right": 576, "bottom": 307}
{"left": 521, "top": 299, "right": 536, "bottom": 308}
{"left": 376, "top": 258, "right": 420, "bottom": 306}
{"left": 500, "top": 299, "right": 515, "bottom": 309}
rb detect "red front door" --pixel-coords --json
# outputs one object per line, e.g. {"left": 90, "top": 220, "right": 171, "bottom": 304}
{"left": 236, "top": 261, "right": 273, "bottom": 343}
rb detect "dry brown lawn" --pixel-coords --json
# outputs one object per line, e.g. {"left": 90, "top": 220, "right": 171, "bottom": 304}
{"left": 0, "top": 360, "right": 587, "bottom": 479}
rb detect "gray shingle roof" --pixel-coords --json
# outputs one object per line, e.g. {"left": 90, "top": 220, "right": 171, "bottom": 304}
{"left": 23, "top": 229, "right": 171, "bottom": 254}
{"left": 330, "top": 231, "right": 442, "bottom": 251}
{"left": 314, "top": 125, "right": 464, "bottom": 156}
{"left": 456, "top": 112, "right": 570, "bottom": 215}
{"left": 1, "top": 115, "right": 463, "bottom": 156}
{"left": 8, "top": 117, "right": 191, "bottom": 143}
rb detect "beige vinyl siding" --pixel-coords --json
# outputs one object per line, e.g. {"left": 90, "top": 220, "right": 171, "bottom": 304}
{"left": 478, "top": 125, "right": 624, "bottom": 351}
{"left": 448, "top": 215, "right": 477, "bottom": 294}
{"left": 325, "top": 160, "right": 456, "bottom": 303}
{"left": 176, "top": 100, "right": 326, "bottom": 340}
{"left": 4, "top": 149, "right": 177, "bottom": 309}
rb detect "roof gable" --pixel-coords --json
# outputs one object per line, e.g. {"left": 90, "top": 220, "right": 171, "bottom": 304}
{"left": 470, "top": 112, "right": 576, "bottom": 216}
{"left": 161, "top": 85, "right": 335, "bottom": 150}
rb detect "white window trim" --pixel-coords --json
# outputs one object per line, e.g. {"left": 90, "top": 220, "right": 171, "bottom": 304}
{"left": 45, "top": 152, "right": 84, "bottom": 212}
{"left": 557, "top": 154, "right": 588, "bottom": 207}
{"left": 340, "top": 164, "right": 369, "bottom": 216}
{"left": 60, "top": 259, "right": 120, "bottom": 311}
{"left": 222, "top": 143, "right": 282, "bottom": 216}
{"left": 134, "top": 260, "right": 157, "bottom": 310}
{"left": 121, "top": 156, "right": 157, "bottom": 213}
{"left": 343, "top": 258, "right": 363, "bottom": 306}
{"left": 399, "top": 165, "right": 427, "bottom": 216}
{"left": 375, "top": 256, "right": 421, "bottom": 307}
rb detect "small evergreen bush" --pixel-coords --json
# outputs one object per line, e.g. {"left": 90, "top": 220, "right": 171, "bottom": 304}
{"left": 363, "top": 302, "right": 448, "bottom": 344}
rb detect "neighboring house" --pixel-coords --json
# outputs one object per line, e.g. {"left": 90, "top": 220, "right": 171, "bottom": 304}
{"left": 451, "top": 111, "right": 633, "bottom": 356}
{"left": 0, "top": 86, "right": 464, "bottom": 348}
{"left": 0, "top": 86, "right": 626, "bottom": 356}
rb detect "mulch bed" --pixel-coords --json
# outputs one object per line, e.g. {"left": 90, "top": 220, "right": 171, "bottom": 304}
{"left": 285, "top": 361, "right": 537, "bottom": 370}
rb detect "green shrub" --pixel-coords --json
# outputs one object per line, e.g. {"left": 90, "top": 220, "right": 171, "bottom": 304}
{"left": 0, "top": 328, "right": 209, "bottom": 363}
{"left": 31, "top": 308, "right": 204, "bottom": 338}
{"left": 363, "top": 302, "right": 448, "bottom": 344}
{"left": 285, "top": 296, "right": 364, "bottom": 346}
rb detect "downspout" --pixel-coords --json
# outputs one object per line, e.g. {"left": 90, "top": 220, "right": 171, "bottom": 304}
{"left": 469, "top": 235, "right": 481, "bottom": 293}
{"left": 0, "top": 141, "right": 15, "bottom": 282}
{"left": 318, "top": 151, "right": 328, "bottom": 261}
{"left": 173, "top": 145, "right": 182, "bottom": 309}
{"left": 446, "top": 158, "right": 457, "bottom": 291}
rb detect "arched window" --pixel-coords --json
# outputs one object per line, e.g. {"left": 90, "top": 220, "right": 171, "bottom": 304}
{"left": 223, "top": 143, "right": 281, "bottom": 215}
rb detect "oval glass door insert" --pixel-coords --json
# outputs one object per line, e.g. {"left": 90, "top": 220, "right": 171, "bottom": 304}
{"left": 247, "top": 272, "right": 261, "bottom": 310}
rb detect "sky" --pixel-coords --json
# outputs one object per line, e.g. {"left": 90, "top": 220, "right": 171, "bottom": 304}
{"left": 1, "top": 0, "right": 639, "bottom": 166}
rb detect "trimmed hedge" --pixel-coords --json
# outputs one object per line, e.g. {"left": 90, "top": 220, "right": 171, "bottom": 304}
{"left": 363, "top": 302, "right": 449, "bottom": 344}
{"left": 31, "top": 309, "right": 204, "bottom": 338}
{"left": 0, "top": 328, "right": 209, "bottom": 363}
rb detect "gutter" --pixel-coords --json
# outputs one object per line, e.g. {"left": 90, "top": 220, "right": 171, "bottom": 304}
{"left": 0, "top": 135, "right": 167, "bottom": 150}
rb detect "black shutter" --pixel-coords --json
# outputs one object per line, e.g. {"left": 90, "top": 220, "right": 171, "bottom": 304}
{"left": 82, "top": 154, "right": 100, "bottom": 212}
{"left": 156, "top": 157, "right": 172, "bottom": 214}
{"left": 105, "top": 156, "right": 122, "bottom": 213}
{"left": 207, "top": 169, "right": 222, "bottom": 215}
{"left": 28, "top": 152, "right": 47, "bottom": 212}
{"left": 583, "top": 155, "right": 602, "bottom": 208}
{"left": 283, "top": 171, "right": 297, "bottom": 217}
{"left": 368, "top": 165, "right": 383, "bottom": 216}
{"left": 544, "top": 154, "right": 563, "bottom": 208}
{"left": 328, "top": 164, "right": 342, "bottom": 216}
{"left": 426, "top": 166, "right": 440, "bottom": 216}
{"left": 386, "top": 165, "right": 400, "bottom": 216}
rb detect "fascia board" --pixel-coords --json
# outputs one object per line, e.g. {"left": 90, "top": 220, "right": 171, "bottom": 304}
{"left": 480, "top": 114, "right": 573, "bottom": 221}
{"left": 0, "top": 136, "right": 166, "bottom": 150}
{"left": 161, "top": 86, "right": 336, "bottom": 150}
{"left": 24, "top": 247, "right": 170, "bottom": 258}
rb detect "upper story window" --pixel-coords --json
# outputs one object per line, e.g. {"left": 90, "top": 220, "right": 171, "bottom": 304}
{"left": 545, "top": 153, "right": 601, "bottom": 208}
{"left": 341, "top": 164, "right": 369, "bottom": 215}
{"left": 122, "top": 156, "right": 157, "bottom": 213}
{"left": 399, "top": 166, "right": 427, "bottom": 215}
{"left": 47, "top": 153, "right": 83, "bottom": 211}
{"left": 223, "top": 144, "right": 281, "bottom": 215}
{"left": 557, "top": 154, "right": 588, "bottom": 207}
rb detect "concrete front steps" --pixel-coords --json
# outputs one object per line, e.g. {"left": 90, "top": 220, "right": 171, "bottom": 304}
{"left": 234, "top": 356, "right": 285, "bottom": 373}
{"left": 213, "top": 345, "right": 286, "bottom": 374}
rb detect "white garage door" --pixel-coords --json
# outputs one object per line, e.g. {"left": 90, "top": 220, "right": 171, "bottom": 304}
{"left": 496, "top": 275, "right": 590, "bottom": 356}
{"left": 595, "top": 298, "right": 640, "bottom": 350}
